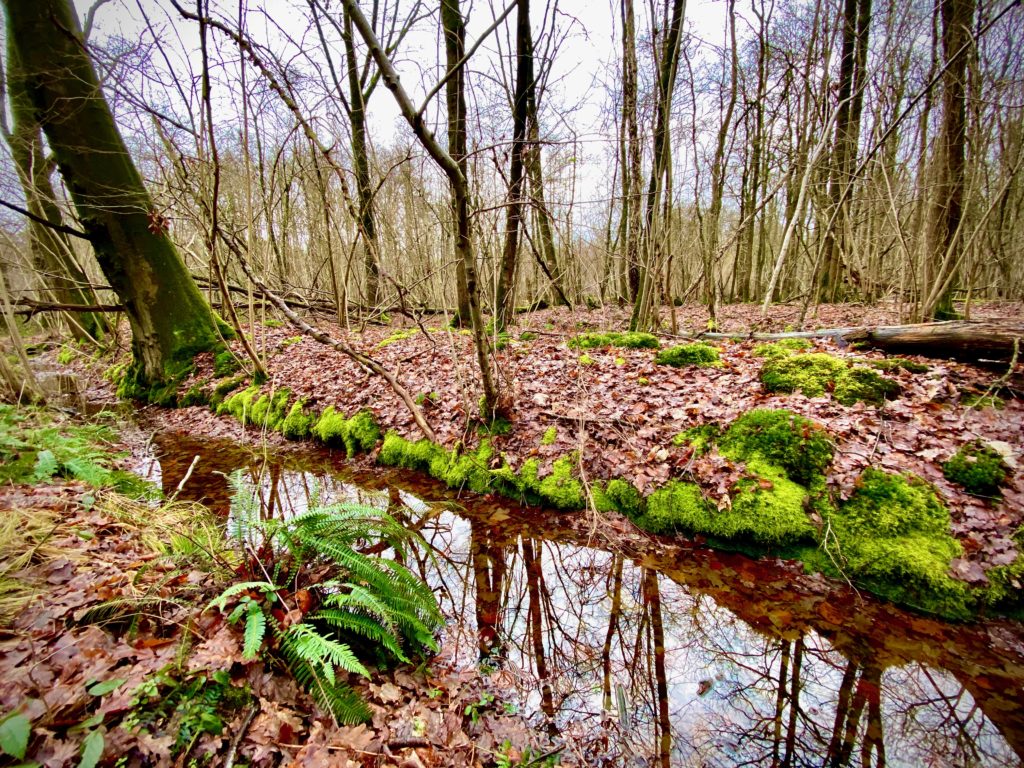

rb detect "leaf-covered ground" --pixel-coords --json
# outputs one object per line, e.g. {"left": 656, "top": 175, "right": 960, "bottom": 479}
{"left": 0, "top": 481, "right": 569, "bottom": 768}
{"left": 162, "top": 301, "right": 1024, "bottom": 582}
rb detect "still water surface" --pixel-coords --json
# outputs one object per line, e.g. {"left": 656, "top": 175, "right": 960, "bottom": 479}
{"left": 140, "top": 432, "right": 1024, "bottom": 767}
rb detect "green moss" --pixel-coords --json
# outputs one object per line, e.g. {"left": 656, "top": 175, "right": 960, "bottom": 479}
{"left": 655, "top": 343, "right": 720, "bottom": 367}
{"left": 672, "top": 423, "right": 721, "bottom": 455}
{"left": 868, "top": 357, "right": 930, "bottom": 374}
{"left": 57, "top": 344, "right": 76, "bottom": 365}
{"left": 377, "top": 328, "right": 419, "bottom": 347}
{"left": 760, "top": 353, "right": 847, "bottom": 398}
{"left": 210, "top": 375, "right": 245, "bottom": 408}
{"left": 179, "top": 381, "right": 210, "bottom": 407}
{"left": 281, "top": 400, "right": 315, "bottom": 440}
{"left": 567, "top": 331, "right": 660, "bottom": 350}
{"left": 578, "top": 354, "right": 595, "bottom": 366}
{"left": 478, "top": 417, "right": 512, "bottom": 436}
{"left": 719, "top": 409, "right": 833, "bottom": 486}
{"left": 760, "top": 353, "right": 899, "bottom": 405}
{"left": 264, "top": 318, "right": 285, "bottom": 328}
{"left": 962, "top": 391, "right": 1007, "bottom": 410}
{"left": 519, "top": 332, "right": 537, "bottom": 341}
{"left": 218, "top": 385, "right": 260, "bottom": 420}
{"left": 752, "top": 338, "right": 813, "bottom": 359}
{"left": 603, "top": 478, "right": 644, "bottom": 517}
{"left": 635, "top": 481, "right": 713, "bottom": 536}
{"left": 282, "top": 336, "right": 303, "bottom": 346}
{"left": 821, "top": 469, "right": 970, "bottom": 619}
{"left": 379, "top": 434, "right": 585, "bottom": 509}
{"left": 984, "top": 528, "right": 1024, "bottom": 614}
{"left": 213, "top": 350, "right": 241, "bottom": 377}
{"left": 832, "top": 366, "right": 901, "bottom": 406}
{"left": 614, "top": 357, "right": 626, "bottom": 366}
{"left": 943, "top": 441, "right": 1010, "bottom": 497}
{"left": 311, "top": 407, "right": 381, "bottom": 457}
{"left": 541, "top": 426, "right": 557, "bottom": 446}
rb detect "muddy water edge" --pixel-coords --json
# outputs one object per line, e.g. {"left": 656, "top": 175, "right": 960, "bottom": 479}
{"left": 118, "top": 415, "right": 1024, "bottom": 768}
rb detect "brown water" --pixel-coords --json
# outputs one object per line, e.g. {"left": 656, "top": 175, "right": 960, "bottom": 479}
{"left": 139, "top": 431, "right": 1024, "bottom": 767}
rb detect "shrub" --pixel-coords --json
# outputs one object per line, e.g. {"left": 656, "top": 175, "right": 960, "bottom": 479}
{"left": 943, "top": 441, "right": 1010, "bottom": 497}
{"left": 655, "top": 343, "right": 721, "bottom": 368}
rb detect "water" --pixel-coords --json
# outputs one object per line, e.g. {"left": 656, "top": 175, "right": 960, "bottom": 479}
{"left": 139, "top": 432, "right": 1024, "bottom": 767}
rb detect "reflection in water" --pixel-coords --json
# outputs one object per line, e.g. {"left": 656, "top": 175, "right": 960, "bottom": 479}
{"left": 143, "top": 434, "right": 1024, "bottom": 767}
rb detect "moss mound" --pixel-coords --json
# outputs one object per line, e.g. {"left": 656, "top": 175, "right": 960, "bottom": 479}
{"left": 760, "top": 353, "right": 899, "bottom": 405}
{"left": 655, "top": 343, "right": 721, "bottom": 368}
{"left": 720, "top": 409, "right": 833, "bottom": 486}
{"left": 249, "top": 389, "right": 291, "bottom": 431}
{"left": 672, "top": 423, "right": 721, "bottom": 455}
{"left": 217, "top": 385, "right": 260, "bottom": 421}
{"left": 984, "top": 527, "right": 1024, "bottom": 615}
{"left": 819, "top": 469, "right": 970, "bottom": 619}
{"left": 943, "top": 441, "right": 1010, "bottom": 497}
{"left": 636, "top": 459, "right": 816, "bottom": 547}
{"left": 311, "top": 407, "right": 381, "bottom": 457}
{"left": 567, "top": 331, "right": 660, "bottom": 350}
{"left": 593, "top": 478, "right": 645, "bottom": 517}
{"left": 752, "top": 338, "right": 813, "bottom": 359}
{"left": 281, "top": 401, "right": 315, "bottom": 440}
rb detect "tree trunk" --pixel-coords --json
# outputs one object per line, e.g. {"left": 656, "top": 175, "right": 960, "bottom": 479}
{"left": 3, "top": 37, "right": 108, "bottom": 342}
{"left": 923, "top": 0, "right": 975, "bottom": 320}
{"left": 819, "top": 0, "right": 872, "bottom": 302}
{"left": 620, "top": 0, "right": 642, "bottom": 302}
{"left": 495, "top": 0, "right": 532, "bottom": 329}
{"left": 4, "top": 0, "right": 224, "bottom": 395}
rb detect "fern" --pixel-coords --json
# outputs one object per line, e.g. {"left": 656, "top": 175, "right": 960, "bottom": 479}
{"left": 210, "top": 484, "right": 443, "bottom": 725}
{"left": 243, "top": 603, "right": 266, "bottom": 660}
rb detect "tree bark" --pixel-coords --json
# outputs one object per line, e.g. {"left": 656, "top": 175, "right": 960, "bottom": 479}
{"left": 495, "top": 0, "right": 533, "bottom": 330}
{"left": 4, "top": 0, "right": 224, "bottom": 392}
{"left": 3, "top": 36, "right": 108, "bottom": 342}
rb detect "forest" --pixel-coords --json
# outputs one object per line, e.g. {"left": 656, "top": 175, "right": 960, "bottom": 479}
{"left": 0, "top": 0, "right": 1023, "bottom": 764}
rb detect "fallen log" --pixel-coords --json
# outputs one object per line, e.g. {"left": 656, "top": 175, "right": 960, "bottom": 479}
{"left": 680, "top": 320, "right": 1023, "bottom": 364}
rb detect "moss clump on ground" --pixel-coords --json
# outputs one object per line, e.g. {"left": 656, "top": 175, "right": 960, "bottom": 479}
{"left": 672, "top": 423, "right": 721, "bottom": 455}
{"left": 210, "top": 375, "right": 246, "bottom": 408}
{"left": 311, "top": 407, "right": 381, "bottom": 457}
{"left": 984, "top": 527, "right": 1024, "bottom": 615}
{"left": 760, "top": 353, "right": 899, "bottom": 405}
{"left": 217, "top": 385, "right": 261, "bottom": 421}
{"left": 179, "top": 381, "right": 210, "bottom": 407}
{"left": 213, "top": 350, "right": 241, "bottom": 377}
{"left": 377, "top": 328, "right": 418, "bottom": 347}
{"left": 634, "top": 460, "right": 816, "bottom": 548}
{"left": 600, "top": 478, "right": 645, "bottom": 517}
{"left": 719, "top": 409, "right": 833, "bottom": 486}
{"left": 281, "top": 400, "right": 315, "bottom": 440}
{"left": 567, "top": 331, "right": 660, "bottom": 350}
{"left": 817, "top": 468, "right": 970, "bottom": 619}
{"left": 943, "top": 441, "right": 1010, "bottom": 497}
{"left": 541, "top": 426, "right": 557, "bottom": 445}
{"left": 752, "top": 338, "right": 813, "bottom": 359}
{"left": 249, "top": 389, "right": 291, "bottom": 431}
{"left": 379, "top": 434, "right": 587, "bottom": 509}
{"left": 655, "top": 343, "right": 721, "bottom": 368}
{"left": 868, "top": 357, "right": 930, "bottom": 374}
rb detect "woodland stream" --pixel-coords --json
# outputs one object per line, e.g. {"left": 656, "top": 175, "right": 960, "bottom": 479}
{"left": 136, "top": 430, "right": 1024, "bottom": 767}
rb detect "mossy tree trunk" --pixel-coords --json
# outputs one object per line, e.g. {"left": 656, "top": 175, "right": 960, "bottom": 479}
{"left": 3, "top": 0, "right": 225, "bottom": 391}
{"left": 2, "top": 37, "right": 108, "bottom": 342}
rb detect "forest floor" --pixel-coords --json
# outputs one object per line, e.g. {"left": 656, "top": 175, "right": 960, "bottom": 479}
{"left": 168, "top": 300, "right": 1024, "bottom": 578}
{"left": 4, "top": 300, "right": 1023, "bottom": 767}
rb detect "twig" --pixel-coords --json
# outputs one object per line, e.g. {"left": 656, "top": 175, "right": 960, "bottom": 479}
{"left": 224, "top": 704, "right": 259, "bottom": 768}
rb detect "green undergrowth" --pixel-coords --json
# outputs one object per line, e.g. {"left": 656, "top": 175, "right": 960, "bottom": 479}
{"left": 567, "top": 331, "right": 660, "bottom": 350}
{"left": 943, "top": 441, "right": 1010, "bottom": 497}
{"left": 377, "top": 328, "right": 419, "bottom": 347}
{"left": 312, "top": 407, "right": 382, "bottom": 458}
{"left": 655, "top": 342, "right": 721, "bottom": 368}
{"left": 719, "top": 409, "right": 833, "bottom": 486}
{"left": 0, "top": 405, "right": 156, "bottom": 498}
{"left": 760, "top": 352, "right": 900, "bottom": 405}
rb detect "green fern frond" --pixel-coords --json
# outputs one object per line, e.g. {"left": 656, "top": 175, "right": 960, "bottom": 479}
{"left": 283, "top": 623, "right": 369, "bottom": 681}
{"left": 311, "top": 609, "right": 407, "bottom": 661}
{"left": 207, "top": 580, "right": 275, "bottom": 612}
{"left": 243, "top": 604, "right": 267, "bottom": 660}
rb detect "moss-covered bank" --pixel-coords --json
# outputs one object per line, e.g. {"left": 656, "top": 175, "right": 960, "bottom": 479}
{"left": 205, "top": 384, "right": 1019, "bottom": 621}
